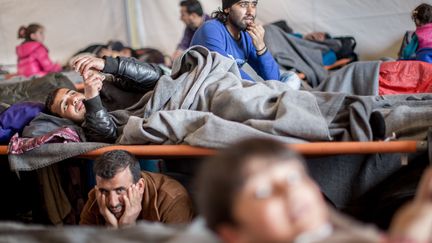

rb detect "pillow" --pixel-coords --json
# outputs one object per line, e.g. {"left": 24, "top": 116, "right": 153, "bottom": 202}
{"left": 0, "top": 102, "right": 45, "bottom": 143}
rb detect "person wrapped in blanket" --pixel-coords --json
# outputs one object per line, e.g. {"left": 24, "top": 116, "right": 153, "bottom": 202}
{"left": 44, "top": 55, "right": 165, "bottom": 143}
{"left": 196, "top": 138, "right": 432, "bottom": 243}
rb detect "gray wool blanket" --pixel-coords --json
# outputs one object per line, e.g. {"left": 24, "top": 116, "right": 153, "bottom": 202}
{"left": 0, "top": 73, "right": 76, "bottom": 104}
{"left": 314, "top": 60, "right": 381, "bottom": 96}
{"left": 112, "top": 46, "right": 432, "bottom": 147}
{"left": 264, "top": 24, "right": 382, "bottom": 94}
{"left": 112, "top": 46, "right": 342, "bottom": 147}
{"left": 264, "top": 24, "right": 330, "bottom": 87}
{"left": 8, "top": 46, "right": 432, "bottom": 171}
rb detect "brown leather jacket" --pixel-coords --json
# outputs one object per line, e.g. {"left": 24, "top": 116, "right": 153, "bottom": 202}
{"left": 80, "top": 171, "right": 195, "bottom": 225}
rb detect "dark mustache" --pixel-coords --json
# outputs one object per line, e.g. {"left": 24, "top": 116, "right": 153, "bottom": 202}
{"left": 109, "top": 204, "right": 122, "bottom": 210}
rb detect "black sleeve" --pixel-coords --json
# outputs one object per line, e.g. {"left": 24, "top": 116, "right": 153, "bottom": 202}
{"left": 82, "top": 96, "right": 117, "bottom": 143}
{"left": 102, "top": 56, "right": 163, "bottom": 92}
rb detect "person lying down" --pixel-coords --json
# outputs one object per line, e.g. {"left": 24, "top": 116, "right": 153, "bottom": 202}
{"left": 42, "top": 46, "right": 432, "bottom": 146}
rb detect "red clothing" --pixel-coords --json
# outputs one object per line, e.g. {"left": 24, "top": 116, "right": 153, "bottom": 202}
{"left": 379, "top": 61, "right": 432, "bottom": 95}
{"left": 16, "top": 41, "right": 62, "bottom": 77}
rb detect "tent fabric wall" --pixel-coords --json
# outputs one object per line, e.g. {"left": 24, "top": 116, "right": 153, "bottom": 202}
{"left": 0, "top": 0, "right": 430, "bottom": 71}
{"left": 0, "top": 0, "right": 128, "bottom": 71}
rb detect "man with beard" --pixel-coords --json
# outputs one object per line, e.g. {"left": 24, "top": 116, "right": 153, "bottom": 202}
{"left": 191, "top": 0, "right": 280, "bottom": 82}
{"left": 172, "top": 0, "right": 210, "bottom": 61}
{"left": 80, "top": 150, "right": 195, "bottom": 227}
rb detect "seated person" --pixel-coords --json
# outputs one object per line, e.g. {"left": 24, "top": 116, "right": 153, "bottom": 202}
{"left": 16, "top": 23, "right": 62, "bottom": 77}
{"left": 195, "top": 138, "right": 432, "bottom": 243}
{"left": 172, "top": 0, "right": 210, "bottom": 61}
{"left": 399, "top": 3, "right": 432, "bottom": 62}
{"left": 44, "top": 55, "right": 164, "bottom": 142}
{"left": 80, "top": 149, "right": 194, "bottom": 227}
{"left": 191, "top": 0, "right": 280, "bottom": 82}
{"left": 412, "top": 3, "right": 432, "bottom": 63}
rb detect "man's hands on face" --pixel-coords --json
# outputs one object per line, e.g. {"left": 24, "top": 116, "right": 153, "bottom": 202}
{"left": 73, "top": 55, "right": 106, "bottom": 79}
{"left": 246, "top": 22, "right": 266, "bottom": 52}
{"left": 118, "top": 184, "right": 143, "bottom": 227}
{"left": 95, "top": 184, "right": 142, "bottom": 228}
{"left": 83, "top": 70, "right": 104, "bottom": 100}
{"left": 95, "top": 188, "right": 119, "bottom": 228}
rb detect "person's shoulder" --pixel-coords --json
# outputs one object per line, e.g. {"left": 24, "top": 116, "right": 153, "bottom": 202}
{"left": 201, "top": 19, "right": 224, "bottom": 31}
{"left": 28, "top": 41, "right": 47, "bottom": 50}
{"left": 142, "top": 171, "right": 188, "bottom": 198}
{"left": 195, "top": 19, "right": 226, "bottom": 39}
{"left": 203, "top": 14, "right": 211, "bottom": 21}
{"left": 17, "top": 41, "right": 46, "bottom": 54}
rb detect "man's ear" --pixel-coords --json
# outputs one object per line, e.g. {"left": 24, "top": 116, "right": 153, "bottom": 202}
{"left": 136, "top": 178, "right": 145, "bottom": 194}
{"left": 217, "top": 224, "right": 243, "bottom": 243}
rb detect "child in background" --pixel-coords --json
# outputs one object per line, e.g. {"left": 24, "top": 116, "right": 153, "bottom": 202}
{"left": 16, "top": 23, "right": 62, "bottom": 77}
{"left": 412, "top": 3, "right": 432, "bottom": 63}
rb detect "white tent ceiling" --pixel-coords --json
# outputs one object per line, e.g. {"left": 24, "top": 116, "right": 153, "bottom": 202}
{"left": 0, "top": 0, "right": 430, "bottom": 71}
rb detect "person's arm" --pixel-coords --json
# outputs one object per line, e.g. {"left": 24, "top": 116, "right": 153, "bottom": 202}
{"left": 79, "top": 190, "right": 100, "bottom": 225}
{"left": 82, "top": 96, "right": 117, "bottom": 143}
{"left": 246, "top": 24, "right": 280, "bottom": 81}
{"left": 159, "top": 190, "right": 195, "bottom": 224}
{"left": 103, "top": 56, "right": 162, "bottom": 92}
{"left": 248, "top": 48, "right": 280, "bottom": 81}
{"left": 73, "top": 55, "right": 162, "bottom": 92}
{"left": 81, "top": 70, "right": 118, "bottom": 143}
{"left": 33, "top": 44, "right": 62, "bottom": 73}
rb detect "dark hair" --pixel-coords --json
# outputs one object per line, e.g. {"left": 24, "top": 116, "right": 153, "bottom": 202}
{"left": 195, "top": 138, "right": 305, "bottom": 231}
{"left": 412, "top": 3, "right": 432, "bottom": 26}
{"left": 17, "top": 23, "right": 43, "bottom": 42}
{"left": 180, "top": 0, "right": 204, "bottom": 16}
{"left": 93, "top": 150, "right": 141, "bottom": 183}
{"left": 211, "top": 8, "right": 228, "bottom": 23}
{"left": 134, "top": 48, "right": 165, "bottom": 64}
{"left": 107, "top": 40, "right": 125, "bottom": 51}
{"left": 45, "top": 88, "right": 62, "bottom": 115}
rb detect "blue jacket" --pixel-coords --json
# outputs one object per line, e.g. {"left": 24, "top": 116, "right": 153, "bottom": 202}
{"left": 191, "top": 19, "right": 280, "bottom": 81}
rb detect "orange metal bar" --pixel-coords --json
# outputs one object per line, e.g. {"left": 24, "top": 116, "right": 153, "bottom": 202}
{"left": 0, "top": 146, "right": 7, "bottom": 155}
{"left": 79, "top": 145, "right": 215, "bottom": 158}
{"left": 289, "top": 141, "right": 423, "bottom": 156}
{"left": 0, "top": 141, "right": 425, "bottom": 158}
